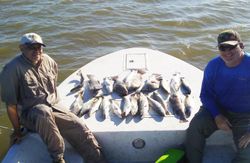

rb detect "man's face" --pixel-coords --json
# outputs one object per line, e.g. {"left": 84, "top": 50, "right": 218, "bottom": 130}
{"left": 21, "top": 43, "right": 43, "bottom": 65}
{"left": 218, "top": 43, "right": 243, "bottom": 67}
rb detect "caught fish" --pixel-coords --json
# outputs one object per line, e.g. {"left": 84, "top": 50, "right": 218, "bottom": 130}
{"left": 122, "top": 95, "right": 132, "bottom": 117}
{"left": 130, "top": 93, "right": 139, "bottom": 116}
{"left": 184, "top": 95, "right": 193, "bottom": 118}
{"left": 87, "top": 74, "right": 102, "bottom": 92}
{"left": 121, "top": 95, "right": 132, "bottom": 117}
{"left": 138, "top": 92, "right": 149, "bottom": 119}
{"left": 124, "top": 70, "right": 143, "bottom": 92}
{"left": 123, "top": 70, "right": 137, "bottom": 84}
{"left": 93, "top": 89, "right": 104, "bottom": 98}
{"left": 113, "top": 79, "right": 128, "bottom": 96}
{"left": 169, "top": 93, "right": 188, "bottom": 123}
{"left": 180, "top": 77, "right": 191, "bottom": 95}
{"left": 99, "top": 96, "right": 111, "bottom": 119}
{"left": 70, "top": 70, "right": 85, "bottom": 93}
{"left": 160, "top": 77, "right": 171, "bottom": 95}
{"left": 70, "top": 90, "right": 84, "bottom": 116}
{"left": 78, "top": 97, "right": 98, "bottom": 117}
{"left": 142, "top": 74, "right": 161, "bottom": 92}
{"left": 152, "top": 91, "right": 170, "bottom": 115}
{"left": 87, "top": 97, "right": 103, "bottom": 117}
{"left": 147, "top": 96, "right": 166, "bottom": 117}
{"left": 110, "top": 99, "right": 123, "bottom": 119}
{"left": 102, "top": 77, "right": 114, "bottom": 95}
{"left": 170, "top": 73, "right": 181, "bottom": 93}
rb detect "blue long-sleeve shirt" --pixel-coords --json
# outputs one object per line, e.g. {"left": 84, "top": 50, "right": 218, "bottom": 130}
{"left": 200, "top": 52, "right": 250, "bottom": 117}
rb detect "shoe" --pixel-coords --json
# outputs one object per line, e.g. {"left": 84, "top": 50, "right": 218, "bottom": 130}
{"left": 53, "top": 158, "right": 65, "bottom": 163}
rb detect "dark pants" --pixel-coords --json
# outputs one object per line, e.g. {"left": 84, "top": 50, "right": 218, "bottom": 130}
{"left": 185, "top": 107, "right": 250, "bottom": 163}
{"left": 20, "top": 104, "right": 106, "bottom": 163}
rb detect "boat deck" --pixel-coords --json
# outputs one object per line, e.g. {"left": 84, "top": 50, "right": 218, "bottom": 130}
{"left": 2, "top": 48, "right": 236, "bottom": 163}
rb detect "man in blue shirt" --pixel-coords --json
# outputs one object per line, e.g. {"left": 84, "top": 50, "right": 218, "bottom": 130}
{"left": 185, "top": 30, "right": 250, "bottom": 163}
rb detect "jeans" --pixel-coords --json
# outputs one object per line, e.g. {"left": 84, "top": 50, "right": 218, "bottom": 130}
{"left": 185, "top": 107, "right": 250, "bottom": 163}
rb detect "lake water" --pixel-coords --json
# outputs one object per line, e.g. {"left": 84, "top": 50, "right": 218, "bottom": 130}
{"left": 1, "top": 0, "right": 250, "bottom": 160}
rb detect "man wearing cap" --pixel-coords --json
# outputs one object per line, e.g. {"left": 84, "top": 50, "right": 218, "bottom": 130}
{"left": 185, "top": 30, "right": 250, "bottom": 163}
{"left": 0, "top": 33, "right": 106, "bottom": 163}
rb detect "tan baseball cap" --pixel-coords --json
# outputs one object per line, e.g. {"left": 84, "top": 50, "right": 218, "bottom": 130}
{"left": 20, "top": 33, "right": 46, "bottom": 47}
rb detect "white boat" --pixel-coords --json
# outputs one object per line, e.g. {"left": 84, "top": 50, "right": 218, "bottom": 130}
{"left": 2, "top": 48, "right": 235, "bottom": 163}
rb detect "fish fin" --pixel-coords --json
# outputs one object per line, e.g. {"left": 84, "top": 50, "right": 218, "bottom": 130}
{"left": 185, "top": 107, "right": 191, "bottom": 118}
{"left": 111, "top": 75, "right": 119, "bottom": 81}
{"left": 179, "top": 119, "right": 188, "bottom": 123}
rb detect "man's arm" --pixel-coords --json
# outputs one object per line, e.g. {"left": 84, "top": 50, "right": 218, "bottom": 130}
{"left": 200, "top": 63, "right": 221, "bottom": 117}
{"left": 7, "top": 104, "right": 23, "bottom": 144}
{"left": 200, "top": 61, "right": 232, "bottom": 131}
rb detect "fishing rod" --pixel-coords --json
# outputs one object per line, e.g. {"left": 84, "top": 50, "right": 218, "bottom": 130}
{"left": 0, "top": 125, "right": 13, "bottom": 131}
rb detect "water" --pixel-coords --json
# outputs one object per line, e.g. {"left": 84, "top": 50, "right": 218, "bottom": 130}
{"left": 1, "top": 0, "right": 250, "bottom": 160}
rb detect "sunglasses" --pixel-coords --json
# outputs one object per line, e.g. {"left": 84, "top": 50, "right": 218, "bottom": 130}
{"left": 26, "top": 44, "right": 42, "bottom": 51}
{"left": 218, "top": 44, "right": 238, "bottom": 52}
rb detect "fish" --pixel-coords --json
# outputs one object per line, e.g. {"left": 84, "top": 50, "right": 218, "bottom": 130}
{"left": 147, "top": 95, "right": 166, "bottom": 117}
{"left": 113, "top": 79, "right": 128, "bottom": 96}
{"left": 121, "top": 95, "right": 132, "bottom": 117}
{"left": 99, "top": 96, "right": 111, "bottom": 119}
{"left": 78, "top": 97, "right": 99, "bottom": 117}
{"left": 130, "top": 93, "right": 139, "bottom": 116}
{"left": 138, "top": 92, "right": 149, "bottom": 119}
{"left": 184, "top": 95, "right": 193, "bottom": 118}
{"left": 124, "top": 70, "right": 143, "bottom": 92}
{"left": 87, "top": 97, "right": 103, "bottom": 117}
{"left": 123, "top": 70, "right": 137, "bottom": 84}
{"left": 159, "top": 77, "right": 171, "bottom": 95}
{"left": 70, "top": 70, "right": 85, "bottom": 93}
{"left": 109, "top": 99, "right": 123, "bottom": 119}
{"left": 93, "top": 89, "right": 104, "bottom": 98}
{"left": 70, "top": 90, "right": 84, "bottom": 116}
{"left": 180, "top": 77, "right": 191, "bottom": 95}
{"left": 129, "top": 77, "right": 143, "bottom": 92}
{"left": 87, "top": 74, "right": 102, "bottom": 92}
{"left": 142, "top": 74, "right": 161, "bottom": 92}
{"left": 170, "top": 73, "right": 181, "bottom": 93}
{"left": 102, "top": 77, "right": 114, "bottom": 95}
{"left": 152, "top": 91, "right": 170, "bottom": 115}
{"left": 169, "top": 93, "right": 188, "bottom": 123}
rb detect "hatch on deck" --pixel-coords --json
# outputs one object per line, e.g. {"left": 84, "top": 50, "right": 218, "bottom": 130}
{"left": 124, "top": 53, "right": 147, "bottom": 70}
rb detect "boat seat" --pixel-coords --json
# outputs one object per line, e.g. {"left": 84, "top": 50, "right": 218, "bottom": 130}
{"left": 203, "top": 130, "right": 236, "bottom": 163}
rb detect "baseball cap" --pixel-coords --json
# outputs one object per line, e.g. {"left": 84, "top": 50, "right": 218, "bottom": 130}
{"left": 20, "top": 33, "right": 46, "bottom": 47}
{"left": 217, "top": 29, "right": 241, "bottom": 46}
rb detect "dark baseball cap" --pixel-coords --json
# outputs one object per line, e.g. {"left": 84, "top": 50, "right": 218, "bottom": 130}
{"left": 217, "top": 30, "right": 241, "bottom": 46}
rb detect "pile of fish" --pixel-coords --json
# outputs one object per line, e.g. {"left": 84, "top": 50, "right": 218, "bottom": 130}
{"left": 69, "top": 69, "right": 194, "bottom": 123}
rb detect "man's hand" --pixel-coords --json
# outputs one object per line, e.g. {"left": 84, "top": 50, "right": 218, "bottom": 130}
{"left": 214, "top": 114, "right": 232, "bottom": 131}
{"left": 9, "top": 129, "right": 25, "bottom": 145}
{"left": 239, "top": 132, "right": 250, "bottom": 149}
